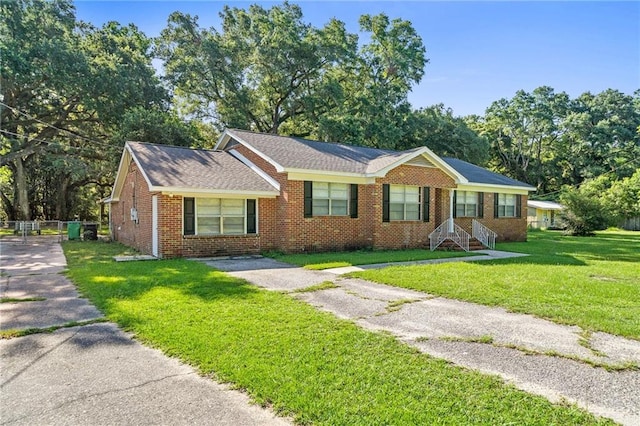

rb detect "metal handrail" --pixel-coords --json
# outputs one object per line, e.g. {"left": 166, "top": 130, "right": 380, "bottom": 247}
{"left": 429, "top": 219, "right": 470, "bottom": 251}
{"left": 472, "top": 219, "right": 497, "bottom": 250}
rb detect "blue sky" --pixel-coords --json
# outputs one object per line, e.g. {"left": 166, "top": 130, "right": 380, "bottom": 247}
{"left": 75, "top": 1, "right": 639, "bottom": 117}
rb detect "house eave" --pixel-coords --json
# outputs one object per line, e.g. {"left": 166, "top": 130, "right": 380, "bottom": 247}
{"left": 456, "top": 182, "right": 535, "bottom": 194}
{"left": 216, "top": 130, "right": 286, "bottom": 172}
{"left": 372, "top": 148, "right": 469, "bottom": 183}
{"left": 153, "top": 186, "right": 280, "bottom": 198}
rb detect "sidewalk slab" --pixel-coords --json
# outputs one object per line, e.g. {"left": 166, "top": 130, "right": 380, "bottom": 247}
{"left": 0, "top": 323, "right": 290, "bottom": 426}
{"left": 200, "top": 256, "right": 640, "bottom": 425}
{"left": 0, "top": 236, "right": 291, "bottom": 426}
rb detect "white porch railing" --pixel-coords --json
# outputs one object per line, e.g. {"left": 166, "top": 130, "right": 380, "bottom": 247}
{"left": 472, "top": 219, "right": 497, "bottom": 250}
{"left": 429, "top": 219, "right": 470, "bottom": 251}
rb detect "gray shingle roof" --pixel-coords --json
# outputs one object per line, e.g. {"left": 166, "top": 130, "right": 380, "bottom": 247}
{"left": 226, "top": 129, "right": 532, "bottom": 189}
{"left": 127, "top": 141, "right": 278, "bottom": 193}
{"left": 226, "top": 129, "right": 412, "bottom": 174}
{"left": 442, "top": 157, "right": 534, "bottom": 188}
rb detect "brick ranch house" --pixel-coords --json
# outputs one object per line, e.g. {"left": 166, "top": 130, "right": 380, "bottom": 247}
{"left": 109, "top": 128, "right": 535, "bottom": 258}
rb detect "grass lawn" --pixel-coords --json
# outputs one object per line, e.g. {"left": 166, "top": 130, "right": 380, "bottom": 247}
{"left": 267, "top": 248, "right": 476, "bottom": 270}
{"left": 62, "top": 241, "right": 610, "bottom": 425}
{"left": 351, "top": 229, "right": 640, "bottom": 340}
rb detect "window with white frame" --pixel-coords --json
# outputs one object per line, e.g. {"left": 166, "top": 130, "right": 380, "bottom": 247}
{"left": 195, "top": 198, "right": 246, "bottom": 235}
{"left": 312, "top": 182, "right": 349, "bottom": 216}
{"left": 497, "top": 193, "right": 517, "bottom": 217}
{"left": 456, "top": 191, "right": 478, "bottom": 217}
{"left": 390, "top": 185, "right": 420, "bottom": 221}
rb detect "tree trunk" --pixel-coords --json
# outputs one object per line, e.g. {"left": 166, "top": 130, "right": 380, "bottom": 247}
{"left": 14, "top": 157, "right": 30, "bottom": 221}
{"left": 55, "top": 177, "right": 70, "bottom": 220}
{"left": 0, "top": 191, "right": 16, "bottom": 221}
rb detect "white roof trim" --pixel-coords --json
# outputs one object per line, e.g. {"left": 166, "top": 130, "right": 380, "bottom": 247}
{"left": 216, "top": 129, "right": 285, "bottom": 172}
{"left": 126, "top": 142, "right": 154, "bottom": 188}
{"left": 157, "top": 187, "right": 279, "bottom": 198}
{"left": 111, "top": 142, "right": 157, "bottom": 201}
{"left": 372, "top": 148, "right": 468, "bottom": 183}
{"left": 457, "top": 181, "right": 535, "bottom": 194}
{"left": 528, "top": 200, "right": 564, "bottom": 210}
{"left": 228, "top": 149, "right": 281, "bottom": 191}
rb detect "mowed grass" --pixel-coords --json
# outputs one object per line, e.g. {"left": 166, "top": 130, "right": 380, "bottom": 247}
{"left": 352, "top": 230, "right": 640, "bottom": 339}
{"left": 62, "top": 241, "right": 609, "bottom": 425}
{"left": 267, "top": 248, "right": 476, "bottom": 270}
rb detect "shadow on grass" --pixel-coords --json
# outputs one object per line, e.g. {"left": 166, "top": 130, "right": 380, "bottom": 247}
{"left": 63, "top": 241, "right": 262, "bottom": 321}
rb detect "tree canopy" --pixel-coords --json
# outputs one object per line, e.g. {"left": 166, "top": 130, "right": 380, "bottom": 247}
{"left": 1, "top": 0, "right": 636, "bottom": 224}
{"left": 0, "top": 0, "right": 199, "bottom": 220}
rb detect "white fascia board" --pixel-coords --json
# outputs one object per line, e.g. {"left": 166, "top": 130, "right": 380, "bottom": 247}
{"left": 286, "top": 169, "right": 375, "bottom": 184}
{"left": 213, "top": 132, "right": 229, "bottom": 150}
{"left": 156, "top": 187, "right": 279, "bottom": 198}
{"left": 126, "top": 142, "right": 154, "bottom": 190}
{"left": 373, "top": 148, "right": 468, "bottom": 183}
{"left": 228, "top": 149, "right": 281, "bottom": 191}
{"left": 456, "top": 182, "right": 535, "bottom": 195}
{"left": 110, "top": 147, "right": 132, "bottom": 202}
{"left": 217, "top": 129, "right": 285, "bottom": 172}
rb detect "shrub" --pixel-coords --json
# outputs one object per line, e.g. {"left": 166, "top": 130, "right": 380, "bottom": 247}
{"left": 560, "top": 186, "right": 614, "bottom": 236}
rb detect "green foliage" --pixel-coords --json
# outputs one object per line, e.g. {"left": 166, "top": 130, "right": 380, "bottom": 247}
{"left": 403, "top": 104, "right": 490, "bottom": 163}
{"left": 559, "top": 176, "right": 619, "bottom": 236}
{"left": 605, "top": 169, "right": 640, "bottom": 221}
{"left": 471, "top": 86, "right": 570, "bottom": 191}
{"left": 470, "top": 87, "right": 640, "bottom": 195}
{"left": 353, "top": 230, "right": 640, "bottom": 339}
{"left": 157, "top": 2, "right": 356, "bottom": 133}
{"left": 62, "top": 240, "right": 609, "bottom": 425}
{"left": 0, "top": 0, "right": 200, "bottom": 220}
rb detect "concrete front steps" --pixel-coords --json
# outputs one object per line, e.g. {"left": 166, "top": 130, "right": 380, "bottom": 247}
{"left": 436, "top": 237, "right": 487, "bottom": 251}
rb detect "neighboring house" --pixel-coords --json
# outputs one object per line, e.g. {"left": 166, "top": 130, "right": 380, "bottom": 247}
{"left": 527, "top": 200, "right": 564, "bottom": 229}
{"left": 109, "top": 129, "right": 535, "bottom": 258}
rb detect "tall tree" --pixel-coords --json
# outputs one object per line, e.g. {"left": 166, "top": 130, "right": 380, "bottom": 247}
{"left": 157, "top": 2, "right": 356, "bottom": 134}
{"left": 400, "top": 105, "right": 489, "bottom": 164}
{"left": 470, "top": 87, "right": 570, "bottom": 191}
{"left": 1, "top": 0, "right": 166, "bottom": 220}
{"left": 557, "top": 89, "right": 640, "bottom": 185}
{"left": 315, "top": 13, "right": 427, "bottom": 149}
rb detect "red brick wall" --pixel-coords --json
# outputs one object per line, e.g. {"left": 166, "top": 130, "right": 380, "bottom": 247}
{"left": 110, "top": 161, "right": 154, "bottom": 255}
{"left": 158, "top": 195, "right": 279, "bottom": 258}
{"left": 451, "top": 193, "right": 528, "bottom": 242}
{"left": 112, "top": 147, "right": 528, "bottom": 257}
{"left": 372, "top": 165, "right": 456, "bottom": 249}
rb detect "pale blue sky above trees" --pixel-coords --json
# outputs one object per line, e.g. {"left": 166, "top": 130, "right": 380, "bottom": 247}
{"left": 75, "top": 1, "right": 639, "bottom": 117}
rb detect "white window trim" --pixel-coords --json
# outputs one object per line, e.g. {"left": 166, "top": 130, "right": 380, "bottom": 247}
{"left": 497, "top": 193, "right": 517, "bottom": 218}
{"left": 312, "top": 182, "right": 350, "bottom": 216}
{"left": 456, "top": 190, "right": 478, "bottom": 218}
{"left": 390, "top": 185, "right": 421, "bottom": 221}
{"left": 194, "top": 198, "right": 248, "bottom": 235}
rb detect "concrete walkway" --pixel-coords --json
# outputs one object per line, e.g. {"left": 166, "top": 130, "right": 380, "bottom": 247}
{"left": 0, "top": 236, "right": 289, "bottom": 426}
{"left": 199, "top": 256, "right": 640, "bottom": 426}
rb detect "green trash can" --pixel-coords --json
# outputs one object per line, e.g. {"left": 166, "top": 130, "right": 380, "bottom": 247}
{"left": 68, "top": 221, "right": 81, "bottom": 240}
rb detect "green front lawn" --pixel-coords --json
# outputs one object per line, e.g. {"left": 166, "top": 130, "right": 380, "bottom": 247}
{"left": 351, "top": 229, "right": 640, "bottom": 339}
{"left": 267, "top": 248, "right": 476, "bottom": 270}
{"left": 63, "top": 241, "right": 608, "bottom": 425}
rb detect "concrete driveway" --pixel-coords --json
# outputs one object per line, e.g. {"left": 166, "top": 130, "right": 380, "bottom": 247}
{"left": 199, "top": 256, "right": 640, "bottom": 426}
{"left": 0, "top": 236, "right": 289, "bottom": 426}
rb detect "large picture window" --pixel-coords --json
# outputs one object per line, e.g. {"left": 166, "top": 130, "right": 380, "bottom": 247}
{"left": 312, "top": 182, "right": 349, "bottom": 216}
{"left": 497, "top": 193, "right": 517, "bottom": 217}
{"left": 389, "top": 185, "right": 420, "bottom": 221}
{"left": 184, "top": 198, "right": 255, "bottom": 235}
{"left": 455, "top": 191, "right": 479, "bottom": 217}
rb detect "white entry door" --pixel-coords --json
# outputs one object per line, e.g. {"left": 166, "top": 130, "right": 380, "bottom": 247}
{"left": 152, "top": 195, "right": 159, "bottom": 257}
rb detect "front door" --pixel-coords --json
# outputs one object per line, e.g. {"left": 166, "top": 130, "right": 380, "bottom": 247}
{"left": 152, "top": 195, "right": 159, "bottom": 257}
